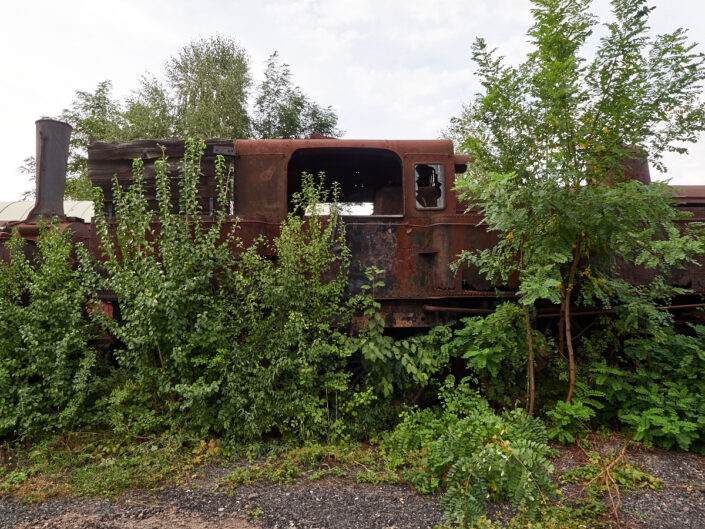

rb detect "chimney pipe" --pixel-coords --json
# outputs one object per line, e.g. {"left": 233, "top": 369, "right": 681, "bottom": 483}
{"left": 26, "top": 119, "right": 72, "bottom": 222}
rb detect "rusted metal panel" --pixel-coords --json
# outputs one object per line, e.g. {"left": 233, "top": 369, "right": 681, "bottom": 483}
{"left": 234, "top": 138, "right": 455, "bottom": 158}
{"left": 234, "top": 153, "right": 287, "bottom": 219}
{"left": 52, "top": 133, "right": 705, "bottom": 327}
{"left": 673, "top": 185, "right": 705, "bottom": 205}
{"left": 86, "top": 139, "right": 236, "bottom": 218}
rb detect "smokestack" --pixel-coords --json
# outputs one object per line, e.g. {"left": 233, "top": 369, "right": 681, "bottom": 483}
{"left": 26, "top": 119, "right": 72, "bottom": 222}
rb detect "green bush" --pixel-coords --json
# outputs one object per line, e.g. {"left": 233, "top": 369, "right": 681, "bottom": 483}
{"left": 0, "top": 224, "right": 104, "bottom": 439}
{"left": 592, "top": 325, "right": 705, "bottom": 453}
{"left": 91, "top": 140, "right": 357, "bottom": 442}
{"left": 449, "top": 303, "right": 554, "bottom": 408}
{"left": 355, "top": 288, "right": 455, "bottom": 401}
{"left": 91, "top": 140, "right": 239, "bottom": 436}
{"left": 214, "top": 173, "right": 355, "bottom": 442}
{"left": 545, "top": 382, "right": 605, "bottom": 444}
{"left": 384, "top": 378, "right": 555, "bottom": 526}
{"left": 0, "top": 139, "right": 365, "bottom": 445}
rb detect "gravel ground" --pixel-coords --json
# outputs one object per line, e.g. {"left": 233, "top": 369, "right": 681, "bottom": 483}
{"left": 2, "top": 438, "right": 704, "bottom": 529}
{"left": 552, "top": 437, "right": 705, "bottom": 529}
{"left": 0, "top": 480, "right": 443, "bottom": 529}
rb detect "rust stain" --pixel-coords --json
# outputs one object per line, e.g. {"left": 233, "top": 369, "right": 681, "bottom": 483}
{"left": 4, "top": 130, "right": 705, "bottom": 329}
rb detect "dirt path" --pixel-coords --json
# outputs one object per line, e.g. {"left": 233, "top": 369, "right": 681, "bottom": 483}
{"left": 2, "top": 480, "right": 443, "bottom": 529}
{"left": 3, "top": 439, "right": 705, "bottom": 529}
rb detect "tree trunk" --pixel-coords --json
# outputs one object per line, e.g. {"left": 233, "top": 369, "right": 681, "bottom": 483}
{"left": 558, "top": 311, "right": 566, "bottom": 359}
{"left": 564, "top": 235, "right": 583, "bottom": 403}
{"left": 524, "top": 304, "right": 535, "bottom": 415}
{"left": 518, "top": 235, "right": 535, "bottom": 415}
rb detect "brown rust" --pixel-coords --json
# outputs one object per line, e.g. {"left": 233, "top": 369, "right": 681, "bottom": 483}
{"left": 80, "top": 136, "right": 705, "bottom": 328}
{"left": 423, "top": 303, "right": 705, "bottom": 319}
{"left": 6, "top": 122, "right": 704, "bottom": 330}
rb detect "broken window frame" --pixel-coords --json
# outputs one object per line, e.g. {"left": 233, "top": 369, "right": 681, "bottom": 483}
{"left": 414, "top": 163, "right": 445, "bottom": 211}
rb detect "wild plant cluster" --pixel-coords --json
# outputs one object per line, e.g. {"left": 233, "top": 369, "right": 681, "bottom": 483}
{"left": 385, "top": 379, "right": 555, "bottom": 527}
{"left": 1, "top": 140, "right": 704, "bottom": 525}
{"left": 4, "top": 0, "right": 705, "bottom": 523}
{"left": 1, "top": 140, "right": 355, "bottom": 444}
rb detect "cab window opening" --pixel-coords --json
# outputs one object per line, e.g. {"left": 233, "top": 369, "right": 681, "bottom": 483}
{"left": 287, "top": 148, "right": 403, "bottom": 216}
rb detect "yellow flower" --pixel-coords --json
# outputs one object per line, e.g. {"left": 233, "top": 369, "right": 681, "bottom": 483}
{"left": 603, "top": 127, "right": 610, "bottom": 133}
{"left": 506, "top": 230, "right": 514, "bottom": 239}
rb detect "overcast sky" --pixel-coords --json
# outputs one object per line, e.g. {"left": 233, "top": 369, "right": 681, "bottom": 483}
{"left": 1, "top": 0, "right": 703, "bottom": 200}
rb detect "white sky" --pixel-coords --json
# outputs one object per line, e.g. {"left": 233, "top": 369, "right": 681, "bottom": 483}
{"left": 1, "top": 0, "right": 703, "bottom": 200}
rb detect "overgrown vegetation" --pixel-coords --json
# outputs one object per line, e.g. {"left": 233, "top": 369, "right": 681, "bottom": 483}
{"left": 449, "top": 0, "right": 705, "bottom": 413}
{"left": 384, "top": 378, "right": 556, "bottom": 526}
{"left": 0, "top": 223, "right": 103, "bottom": 439}
{"left": 3, "top": 0, "right": 705, "bottom": 527}
{"left": 0, "top": 433, "right": 221, "bottom": 503}
{"left": 592, "top": 325, "right": 705, "bottom": 452}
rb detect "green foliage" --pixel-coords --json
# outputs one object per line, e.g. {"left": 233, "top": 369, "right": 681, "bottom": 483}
{"left": 253, "top": 52, "right": 341, "bottom": 139}
{"left": 24, "top": 37, "right": 342, "bottom": 200}
{"left": 0, "top": 434, "right": 216, "bottom": 502}
{"left": 345, "top": 266, "right": 457, "bottom": 403}
{"left": 450, "top": 303, "right": 552, "bottom": 406}
{"left": 212, "top": 172, "right": 355, "bottom": 442}
{"left": 385, "top": 378, "right": 556, "bottom": 526}
{"left": 163, "top": 36, "right": 251, "bottom": 139}
{"left": 450, "top": 0, "right": 705, "bottom": 404}
{"left": 4, "top": 134, "right": 369, "bottom": 446}
{"left": 451, "top": 0, "right": 705, "bottom": 180}
{"left": 89, "top": 141, "right": 356, "bottom": 443}
{"left": 546, "top": 383, "right": 605, "bottom": 444}
{"left": 91, "top": 139, "right": 237, "bottom": 436}
{"left": 0, "top": 223, "right": 103, "bottom": 439}
{"left": 358, "top": 317, "right": 454, "bottom": 400}
{"left": 592, "top": 325, "right": 705, "bottom": 452}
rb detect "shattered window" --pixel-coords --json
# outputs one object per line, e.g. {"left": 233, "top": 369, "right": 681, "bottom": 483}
{"left": 414, "top": 163, "right": 444, "bottom": 210}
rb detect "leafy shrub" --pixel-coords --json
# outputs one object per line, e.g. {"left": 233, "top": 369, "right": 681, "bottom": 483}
{"left": 450, "top": 303, "right": 552, "bottom": 407}
{"left": 384, "top": 378, "right": 555, "bottom": 526}
{"left": 91, "top": 140, "right": 357, "bottom": 442}
{"left": 0, "top": 223, "right": 104, "bottom": 439}
{"left": 214, "top": 172, "right": 355, "bottom": 442}
{"left": 592, "top": 325, "right": 705, "bottom": 453}
{"left": 355, "top": 287, "right": 455, "bottom": 401}
{"left": 546, "top": 382, "right": 605, "bottom": 444}
{"left": 91, "top": 140, "right": 239, "bottom": 436}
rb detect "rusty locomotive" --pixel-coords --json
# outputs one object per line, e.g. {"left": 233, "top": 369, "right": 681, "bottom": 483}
{"left": 3, "top": 119, "right": 705, "bottom": 328}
